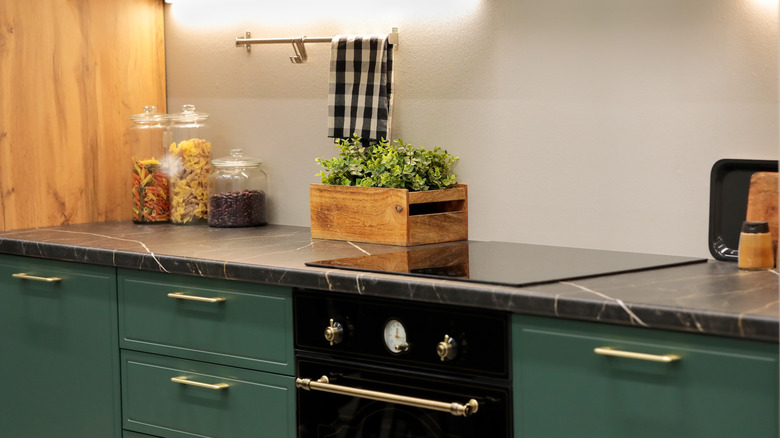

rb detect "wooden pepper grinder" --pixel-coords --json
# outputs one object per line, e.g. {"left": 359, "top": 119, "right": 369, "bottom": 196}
{"left": 738, "top": 221, "right": 775, "bottom": 270}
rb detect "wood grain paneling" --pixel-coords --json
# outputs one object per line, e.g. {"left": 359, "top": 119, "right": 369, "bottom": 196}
{"left": 0, "top": 0, "right": 166, "bottom": 230}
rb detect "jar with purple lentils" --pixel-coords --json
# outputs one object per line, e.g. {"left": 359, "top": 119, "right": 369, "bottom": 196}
{"left": 207, "top": 149, "right": 268, "bottom": 227}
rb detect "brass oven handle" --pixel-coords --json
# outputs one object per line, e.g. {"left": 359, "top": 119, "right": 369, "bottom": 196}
{"left": 171, "top": 376, "right": 229, "bottom": 390}
{"left": 594, "top": 347, "right": 681, "bottom": 363}
{"left": 12, "top": 272, "right": 62, "bottom": 283}
{"left": 167, "top": 292, "right": 226, "bottom": 303}
{"left": 296, "top": 375, "right": 479, "bottom": 417}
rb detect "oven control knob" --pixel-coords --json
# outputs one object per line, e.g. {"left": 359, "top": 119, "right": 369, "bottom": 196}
{"left": 324, "top": 319, "right": 344, "bottom": 346}
{"left": 437, "top": 335, "right": 458, "bottom": 361}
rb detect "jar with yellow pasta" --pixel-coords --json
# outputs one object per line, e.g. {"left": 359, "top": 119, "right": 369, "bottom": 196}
{"left": 168, "top": 104, "right": 211, "bottom": 225}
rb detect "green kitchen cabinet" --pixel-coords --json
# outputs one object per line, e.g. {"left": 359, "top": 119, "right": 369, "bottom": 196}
{"left": 122, "top": 350, "right": 296, "bottom": 438}
{"left": 0, "top": 254, "right": 121, "bottom": 437}
{"left": 118, "top": 269, "right": 293, "bottom": 375}
{"left": 117, "top": 269, "right": 296, "bottom": 438}
{"left": 512, "top": 315, "right": 779, "bottom": 438}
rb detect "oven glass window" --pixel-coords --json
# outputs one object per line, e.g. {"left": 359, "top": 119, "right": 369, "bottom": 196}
{"left": 313, "top": 401, "right": 460, "bottom": 438}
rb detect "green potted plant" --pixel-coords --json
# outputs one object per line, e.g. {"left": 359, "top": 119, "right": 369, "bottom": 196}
{"left": 311, "top": 135, "right": 468, "bottom": 246}
{"left": 315, "top": 135, "right": 459, "bottom": 191}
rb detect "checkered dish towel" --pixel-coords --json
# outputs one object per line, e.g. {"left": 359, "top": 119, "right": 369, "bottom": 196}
{"left": 328, "top": 34, "right": 394, "bottom": 142}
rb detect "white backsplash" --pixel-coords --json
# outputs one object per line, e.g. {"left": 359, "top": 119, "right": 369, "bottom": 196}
{"left": 164, "top": 0, "right": 779, "bottom": 258}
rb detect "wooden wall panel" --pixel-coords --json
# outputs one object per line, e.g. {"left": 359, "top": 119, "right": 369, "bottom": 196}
{"left": 0, "top": 0, "right": 166, "bottom": 231}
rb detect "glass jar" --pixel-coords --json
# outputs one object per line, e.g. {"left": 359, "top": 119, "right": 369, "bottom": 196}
{"left": 128, "top": 106, "right": 170, "bottom": 224}
{"left": 168, "top": 104, "right": 211, "bottom": 225}
{"left": 208, "top": 149, "right": 268, "bottom": 227}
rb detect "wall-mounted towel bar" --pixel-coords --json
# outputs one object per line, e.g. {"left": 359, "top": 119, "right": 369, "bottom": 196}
{"left": 235, "top": 28, "right": 399, "bottom": 58}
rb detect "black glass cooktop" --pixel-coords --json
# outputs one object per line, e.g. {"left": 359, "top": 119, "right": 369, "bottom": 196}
{"left": 306, "top": 241, "right": 706, "bottom": 287}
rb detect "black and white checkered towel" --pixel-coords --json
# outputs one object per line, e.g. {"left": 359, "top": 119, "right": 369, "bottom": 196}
{"left": 328, "top": 34, "right": 394, "bottom": 142}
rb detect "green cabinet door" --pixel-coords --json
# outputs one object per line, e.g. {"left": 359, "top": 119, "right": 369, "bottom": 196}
{"left": 0, "top": 255, "right": 120, "bottom": 437}
{"left": 513, "top": 315, "right": 779, "bottom": 438}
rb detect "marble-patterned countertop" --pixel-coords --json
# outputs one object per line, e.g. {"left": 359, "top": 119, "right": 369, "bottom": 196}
{"left": 0, "top": 221, "right": 777, "bottom": 342}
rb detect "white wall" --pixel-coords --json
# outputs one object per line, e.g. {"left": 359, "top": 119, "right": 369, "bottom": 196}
{"left": 164, "top": 0, "right": 778, "bottom": 258}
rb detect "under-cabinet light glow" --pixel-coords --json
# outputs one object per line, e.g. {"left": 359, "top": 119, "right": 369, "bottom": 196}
{"left": 167, "top": 0, "right": 481, "bottom": 27}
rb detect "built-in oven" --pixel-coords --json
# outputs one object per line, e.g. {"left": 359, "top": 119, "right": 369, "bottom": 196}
{"left": 293, "top": 289, "right": 511, "bottom": 438}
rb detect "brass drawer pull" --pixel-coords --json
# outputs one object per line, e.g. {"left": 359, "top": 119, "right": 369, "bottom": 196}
{"left": 167, "top": 292, "right": 226, "bottom": 303}
{"left": 594, "top": 347, "right": 681, "bottom": 363}
{"left": 171, "top": 376, "right": 229, "bottom": 390}
{"left": 12, "top": 272, "right": 62, "bottom": 283}
{"left": 296, "top": 375, "right": 479, "bottom": 417}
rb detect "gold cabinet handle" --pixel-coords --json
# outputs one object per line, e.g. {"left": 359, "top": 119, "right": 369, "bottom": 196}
{"left": 167, "top": 292, "right": 226, "bottom": 303}
{"left": 171, "top": 376, "right": 229, "bottom": 390}
{"left": 296, "top": 375, "right": 479, "bottom": 417}
{"left": 594, "top": 347, "right": 681, "bottom": 363}
{"left": 12, "top": 272, "right": 62, "bottom": 283}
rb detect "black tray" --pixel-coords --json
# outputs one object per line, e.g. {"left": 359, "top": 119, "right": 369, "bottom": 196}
{"left": 708, "top": 159, "right": 778, "bottom": 261}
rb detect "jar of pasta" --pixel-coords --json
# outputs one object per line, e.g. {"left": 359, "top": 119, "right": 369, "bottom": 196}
{"left": 168, "top": 104, "right": 211, "bottom": 225}
{"left": 208, "top": 149, "right": 268, "bottom": 228}
{"left": 129, "top": 106, "right": 170, "bottom": 224}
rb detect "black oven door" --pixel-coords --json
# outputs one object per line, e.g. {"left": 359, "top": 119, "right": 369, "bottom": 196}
{"left": 296, "top": 356, "right": 511, "bottom": 438}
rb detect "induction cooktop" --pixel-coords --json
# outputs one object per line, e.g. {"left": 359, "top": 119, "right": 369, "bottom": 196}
{"left": 306, "top": 241, "right": 707, "bottom": 287}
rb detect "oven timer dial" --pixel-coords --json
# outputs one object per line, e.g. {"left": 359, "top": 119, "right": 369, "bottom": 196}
{"left": 324, "top": 319, "right": 344, "bottom": 346}
{"left": 383, "top": 318, "right": 409, "bottom": 354}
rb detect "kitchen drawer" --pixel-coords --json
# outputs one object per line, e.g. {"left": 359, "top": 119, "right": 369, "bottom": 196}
{"left": 118, "top": 269, "right": 293, "bottom": 374}
{"left": 512, "top": 315, "right": 779, "bottom": 438}
{"left": 122, "top": 350, "right": 296, "bottom": 438}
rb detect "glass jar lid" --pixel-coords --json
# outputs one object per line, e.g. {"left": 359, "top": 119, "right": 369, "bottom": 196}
{"left": 130, "top": 105, "right": 167, "bottom": 125}
{"left": 170, "top": 104, "right": 209, "bottom": 124}
{"left": 212, "top": 149, "right": 262, "bottom": 168}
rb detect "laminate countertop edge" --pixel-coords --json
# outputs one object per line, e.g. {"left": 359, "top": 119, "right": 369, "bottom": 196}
{"left": 0, "top": 222, "right": 777, "bottom": 343}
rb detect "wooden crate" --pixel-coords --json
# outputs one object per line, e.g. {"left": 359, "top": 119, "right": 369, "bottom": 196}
{"left": 310, "top": 184, "right": 468, "bottom": 246}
